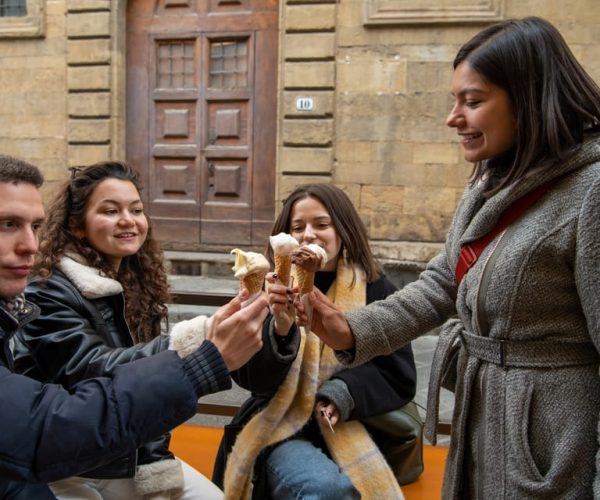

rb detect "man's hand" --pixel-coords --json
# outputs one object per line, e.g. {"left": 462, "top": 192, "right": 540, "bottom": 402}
{"left": 207, "top": 290, "right": 269, "bottom": 371}
{"left": 295, "top": 288, "right": 355, "bottom": 350}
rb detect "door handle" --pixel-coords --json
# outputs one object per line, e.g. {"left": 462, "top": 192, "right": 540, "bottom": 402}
{"left": 208, "top": 129, "right": 217, "bottom": 145}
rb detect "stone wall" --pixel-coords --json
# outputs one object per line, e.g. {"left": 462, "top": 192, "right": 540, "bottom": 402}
{"left": 0, "top": 0, "right": 67, "bottom": 198}
{"left": 279, "top": 0, "right": 600, "bottom": 265}
{"left": 64, "top": 0, "right": 115, "bottom": 172}
{"left": 1, "top": 0, "right": 599, "bottom": 266}
{"left": 0, "top": 0, "right": 118, "bottom": 199}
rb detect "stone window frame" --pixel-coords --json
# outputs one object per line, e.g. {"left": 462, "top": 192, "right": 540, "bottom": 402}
{"left": 0, "top": 0, "right": 44, "bottom": 38}
{"left": 364, "top": 0, "right": 504, "bottom": 26}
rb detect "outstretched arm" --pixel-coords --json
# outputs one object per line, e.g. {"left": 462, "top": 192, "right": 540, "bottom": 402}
{"left": 2, "top": 293, "right": 267, "bottom": 484}
{"left": 0, "top": 347, "right": 221, "bottom": 484}
{"left": 300, "top": 251, "right": 456, "bottom": 367}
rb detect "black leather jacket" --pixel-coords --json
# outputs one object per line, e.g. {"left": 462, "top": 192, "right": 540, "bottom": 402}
{"left": 14, "top": 268, "right": 171, "bottom": 479}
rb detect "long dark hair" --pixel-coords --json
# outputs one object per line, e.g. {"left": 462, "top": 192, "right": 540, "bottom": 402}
{"left": 268, "top": 183, "right": 382, "bottom": 285}
{"left": 35, "top": 161, "right": 170, "bottom": 342}
{"left": 454, "top": 16, "right": 600, "bottom": 195}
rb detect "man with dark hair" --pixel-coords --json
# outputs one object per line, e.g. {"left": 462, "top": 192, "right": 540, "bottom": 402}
{"left": 0, "top": 154, "right": 44, "bottom": 186}
{"left": 0, "top": 155, "right": 268, "bottom": 498}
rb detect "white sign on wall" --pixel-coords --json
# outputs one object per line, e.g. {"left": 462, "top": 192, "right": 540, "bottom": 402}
{"left": 295, "top": 97, "right": 314, "bottom": 111}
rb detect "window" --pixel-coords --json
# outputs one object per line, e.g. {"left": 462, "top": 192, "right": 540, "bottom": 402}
{"left": 0, "top": 0, "right": 27, "bottom": 17}
{"left": 0, "top": 0, "right": 44, "bottom": 38}
{"left": 209, "top": 39, "right": 248, "bottom": 89}
{"left": 157, "top": 41, "right": 196, "bottom": 89}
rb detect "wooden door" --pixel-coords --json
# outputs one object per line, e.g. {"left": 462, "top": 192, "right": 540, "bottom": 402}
{"left": 126, "top": 0, "right": 278, "bottom": 250}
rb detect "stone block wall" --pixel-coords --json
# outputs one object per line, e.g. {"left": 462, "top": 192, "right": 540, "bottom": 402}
{"left": 1, "top": 0, "right": 599, "bottom": 266}
{"left": 0, "top": 0, "right": 116, "bottom": 198}
{"left": 0, "top": 0, "right": 67, "bottom": 197}
{"left": 65, "top": 0, "right": 113, "bottom": 175}
{"left": 277, "top": 0, "right": 337, "bottom": 200}
{"left": 279, "top": 0, "right": 600, "bottom": 264}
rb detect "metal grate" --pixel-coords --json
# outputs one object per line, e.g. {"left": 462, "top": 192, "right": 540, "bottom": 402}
{"left": 209, "top": 39, "right": 248, "bottom": 89}
{"left": 0, "top": 0, "right": 27, "bottom": 17}
{"left": 156, "top": 41, "right": 195, "bottom": 89}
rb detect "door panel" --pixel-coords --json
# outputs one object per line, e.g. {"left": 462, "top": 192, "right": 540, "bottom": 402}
{"left": 126, "top": 0, "right": 278, "bottom": 249}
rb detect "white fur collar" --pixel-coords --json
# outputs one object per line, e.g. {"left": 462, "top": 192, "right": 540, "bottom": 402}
{"left": 57, "top": 255, "right": 123, "bottom": 299}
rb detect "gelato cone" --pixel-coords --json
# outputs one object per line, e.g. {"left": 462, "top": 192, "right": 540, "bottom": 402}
{"left": 241, "top": 271, "right": 265, "bottom": 296}
{"left": 295, "top": 266, "right": 315, "bottom": 296}
{"left": 274, "top": 254, "right": 292, "bottom": 287}
{"left": 291, "top": 243, "right": 328, "bottom": 296}
{"left": 269, "top": 233, "right": 299, "bottom": 287}
{"left": 230, "top": 248, "right": 270, "bottom": 296}
{"left": 291, "top": 244, "right": 328, "bottom": 329}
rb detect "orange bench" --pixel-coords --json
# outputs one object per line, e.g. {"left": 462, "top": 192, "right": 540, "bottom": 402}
{"left": 171, "top": 424, "right": 448, "bottom": 499}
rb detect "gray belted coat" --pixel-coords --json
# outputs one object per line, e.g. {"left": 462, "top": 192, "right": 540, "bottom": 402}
{"left": 341, "top": 134, "right": 600, "bottom": 499}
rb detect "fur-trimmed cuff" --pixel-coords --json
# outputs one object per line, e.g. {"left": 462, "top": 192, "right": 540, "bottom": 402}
{"left": 134, "top": 459, "right": 184, "bottom": 496}
{"left": 168, "top": 315, "right": 212, "bottom": 358}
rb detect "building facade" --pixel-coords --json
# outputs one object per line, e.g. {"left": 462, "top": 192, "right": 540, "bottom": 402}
{"left": 1, "top": 0, "right": 599, "bottom": 271}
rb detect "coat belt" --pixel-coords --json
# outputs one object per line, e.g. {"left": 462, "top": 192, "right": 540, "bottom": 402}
{"left": 459, "top": 331, "right": 599, "bottom": 368}
{"left": 424, "top": 320, "right": 599, "bottom": 445}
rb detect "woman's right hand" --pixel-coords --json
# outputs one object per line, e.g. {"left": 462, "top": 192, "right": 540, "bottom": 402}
{"left": 265, "top": 272, "right": 296, "bottom": 336}
{"left": 296, "top": 287, "right": 355, "bottom": 350}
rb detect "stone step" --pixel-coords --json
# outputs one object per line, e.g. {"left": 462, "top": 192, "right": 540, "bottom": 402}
{"left": 165, "top": 250, "right": 235, "bottom": 277}
{"left": 167, "top": 274, "right": 239, "bottom": 322}
{"left": 165, "top": 250, "right": 425, "bottom": 289}
{"left": 168, "top": 274, "right": 239, "bottom": 295}
{"left": 164, "top": 269, "right": 250, "bottom": 422}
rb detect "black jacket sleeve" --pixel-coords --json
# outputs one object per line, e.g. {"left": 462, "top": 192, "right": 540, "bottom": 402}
{"left": 231, "top": 316, "right": 301, "bottom": 395}
{"left": 0, "top": 345, "right": 229, "bottom": 484}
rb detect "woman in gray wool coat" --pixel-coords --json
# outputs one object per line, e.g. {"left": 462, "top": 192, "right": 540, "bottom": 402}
{"left": 297, "top": 17, "right": 600, "bottom": 499}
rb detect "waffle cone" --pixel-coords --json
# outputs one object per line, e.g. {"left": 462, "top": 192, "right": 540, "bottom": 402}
{"left": 295, "top": 266, "right": 314, "bottom": 296}
{"left": 240, "top": 272, "right": 265, "bottom": 295}
{"left": 274, "top": 254, "right": 292, "bottom": 287}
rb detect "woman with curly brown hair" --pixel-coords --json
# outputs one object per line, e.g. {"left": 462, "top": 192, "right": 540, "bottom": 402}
{"left": 14, "top": 161, "right": 225, "bottom": 499}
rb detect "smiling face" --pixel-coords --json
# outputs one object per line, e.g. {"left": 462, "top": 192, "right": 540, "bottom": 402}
{"left": 289, "top": 196, "right": 342, "bottom": 272}
{"left": 75, "top": 178, "right": 148, "bottom": 271}
{"left": 0, "top": 182, "right": 45, "bottom": 300}
{"left": 446, "top": 61, "right": 517, "bottom": 163}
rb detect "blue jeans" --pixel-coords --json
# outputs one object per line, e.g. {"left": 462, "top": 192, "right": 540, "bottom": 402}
{"left": 265, "top": 438, "right": 361, "bottom": 500}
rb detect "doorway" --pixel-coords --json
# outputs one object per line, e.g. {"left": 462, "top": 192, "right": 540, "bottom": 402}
{"left": 126, "top": 0, "right": 279, "bottom": 249}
